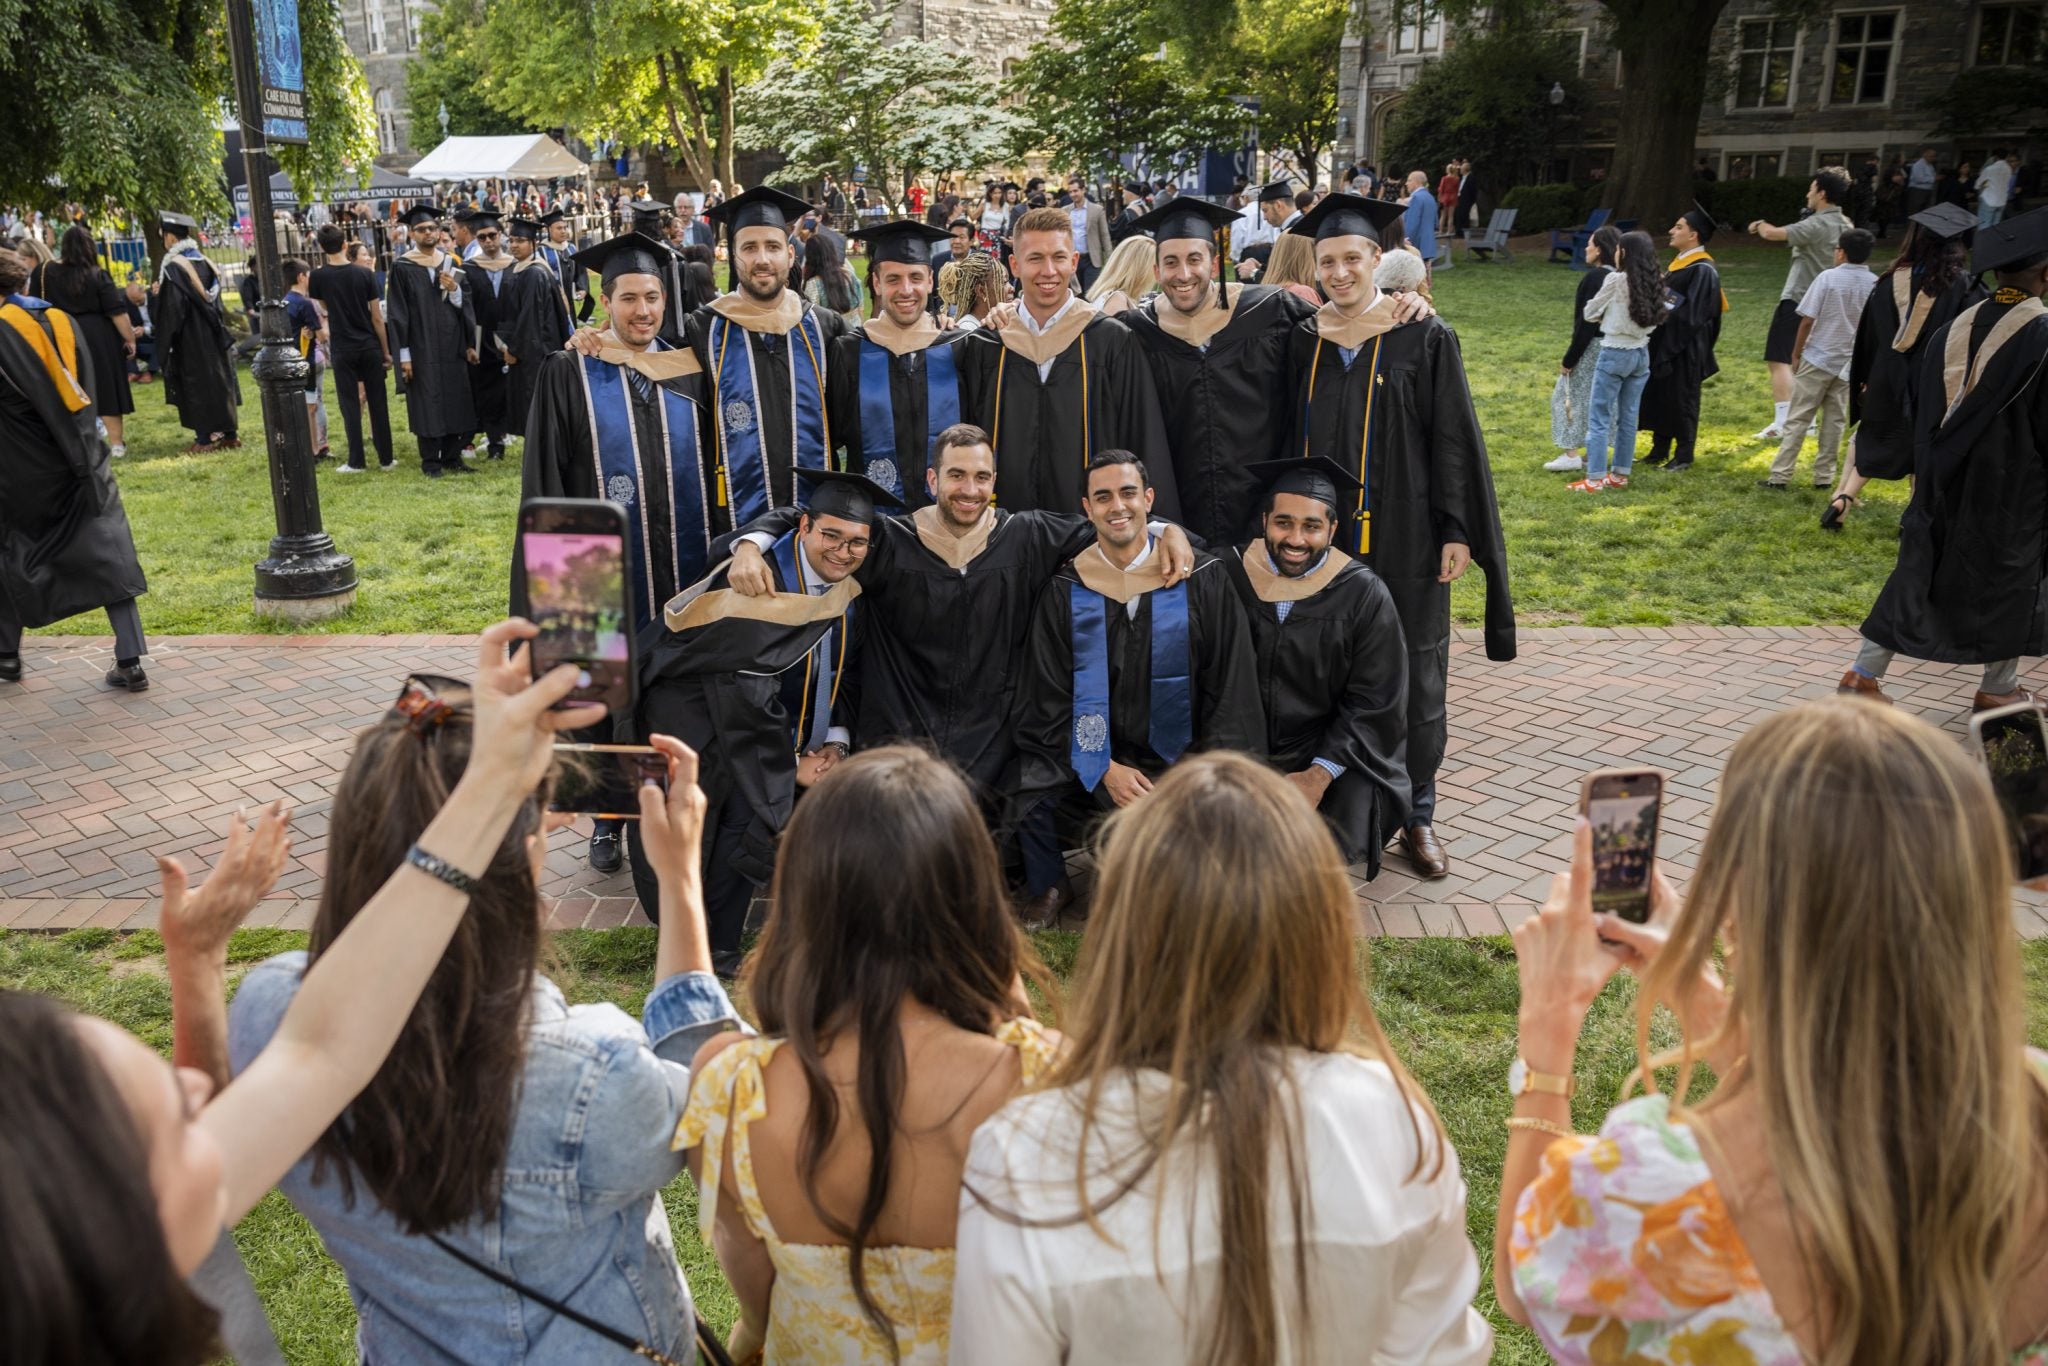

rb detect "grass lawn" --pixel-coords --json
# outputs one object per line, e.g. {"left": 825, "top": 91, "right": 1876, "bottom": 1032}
{"left": 36, "top": 242, "right": 1909, "bottom": 638}
{"left": 8, "top": 925, "right": 2048, "bottom": 1363}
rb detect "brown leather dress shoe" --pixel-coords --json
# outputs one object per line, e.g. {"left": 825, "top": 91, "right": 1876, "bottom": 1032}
{"left": 1400, "top": 823, "right": 1450, "bottom": 880}
{"left": 1016, "top": 885, "right": 1070, "bottom": 932}
{"left": 1973, "top": 688, "right": 2038, "bottom": 713}
{"left": 1836, "top": 669, "right": 1889, "bottom": 704}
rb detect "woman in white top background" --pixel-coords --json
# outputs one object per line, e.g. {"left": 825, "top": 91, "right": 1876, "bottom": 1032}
{"left": 1568, "top": 228, "right": 1665, "bottom": 494}
{"left": 951, "top": 752, "right": 1492, "bottom": 1366}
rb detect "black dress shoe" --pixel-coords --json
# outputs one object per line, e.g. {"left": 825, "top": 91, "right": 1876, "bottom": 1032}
{"left": 588, "top": 829, "right": 622, "bottom": 873}
{"left": 1016, "top": 885, "right": 1069, "bottom": 932}
{"left": 1663, "top": 459, "right": 1695, "bottom": 471}
{"left": 1756, "top": 480, "right": 1788, "bottom": 491}
{"left": 711, "top": 949, "right": 746, "bottom": 982}
{"left": 424, "top": 464, "right": 444, "bottom": 478}
{"left": 1639, "top": 452, "right": 1668, "bottom": 468}
{"left": 105, "top": 663, "right": 149, "bottom": 692}
{"left": 1399, "top": 823, "right": 1450, "bottom": 879}
{"left": 0, "top": 654, "right": 20, "bottom": 683}
{"left": 487, "top": 444, "right": 506, "bottom": 461}
{"left": 442, "top": 461, "right": 478, "bottom": 475}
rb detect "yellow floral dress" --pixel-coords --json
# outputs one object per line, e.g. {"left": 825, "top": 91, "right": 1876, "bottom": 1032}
{"left": 1510, "top": 1093, "right": 2048, "bottom": 1366}
{"left": 672, "top": 1018, "right": 1058, "bottom": 1365}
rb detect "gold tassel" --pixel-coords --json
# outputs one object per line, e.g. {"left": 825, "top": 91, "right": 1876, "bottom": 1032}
{"left": 1358, "top": 511, "right": 1371, "bottom": 556}
{"left": 716, "top": 464, "right": 729, "bottom": 507}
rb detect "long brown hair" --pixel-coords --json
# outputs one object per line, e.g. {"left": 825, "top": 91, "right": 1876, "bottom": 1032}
{"left": 307, "top": 687, "right": 551, "bottom": 1234}
{"left": 1641, "top": 700, "right": 2048, "bottom": 1365}
{"left": 745, "top": 746, "right": 1038, "bottom": 1356}
{"left": 0, "top": 991, "right": 221, "bottom": 1365}
{"left": 1032, "top": 751, "right": 1443, "bottom": 1366}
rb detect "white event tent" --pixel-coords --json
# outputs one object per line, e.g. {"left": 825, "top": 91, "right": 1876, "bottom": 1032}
{"left": 406, "top": 134, "right": 588, "bottom": 182}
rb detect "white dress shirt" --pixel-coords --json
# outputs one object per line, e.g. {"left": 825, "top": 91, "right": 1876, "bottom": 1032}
{"left": 1017, "top": 293, "right": 1084, "bottom": 381}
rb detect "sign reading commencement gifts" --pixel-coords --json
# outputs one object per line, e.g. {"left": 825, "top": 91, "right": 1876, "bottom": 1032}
{"left": 251, "top": 0, "right": 310, "bottom": 144}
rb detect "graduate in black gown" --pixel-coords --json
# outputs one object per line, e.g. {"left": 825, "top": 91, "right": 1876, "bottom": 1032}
{"left": 1009, "top": 451, "right": 1262, "bottom": 910}
{"left": 625, "top": 199, "right": 692, "bottom": 347}
{"left": 385, "top": 206, "right": 479, "bottom": 477}
{"left": 1638, "top": 206, "right": 1723, "bottom": 471}
{"left": 1226, "top": 458, "right": 1410, "bottom": 876}
{"left": 829, "top": 219, "right": 972, "bottom": 509}
{"left": 1285, "top": 192, "right": 1515, "bottom": 881}
{"left": 499, "top": 217, "right": 573, "bottom": 439}
{"left": 1822, "top": 202, "right": 1986, "bottom": 528}
{"left": 632, "top": 470, "right": 889, "bottom": 975}
{"left": 1120, "top": 198, "right": 1317, "bottom": 545}
{"left": 152, "top": 212, "right": 240, "bottom": 451}
{"left": 538, "top": 211, "right": 585, "bottom": 318}
{"left": 955, "top": 206, "right": 1177, "bottom": 518}
{"left": 1843, "top": 208, "right": 2048, "bottom": 711}
{"left": 459, "top": 210, "right": 514, "bottom": 460}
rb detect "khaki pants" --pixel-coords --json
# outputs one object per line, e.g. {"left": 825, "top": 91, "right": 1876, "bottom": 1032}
{"left": 1769, "top": 360, "right": 1850, "bottom": 485}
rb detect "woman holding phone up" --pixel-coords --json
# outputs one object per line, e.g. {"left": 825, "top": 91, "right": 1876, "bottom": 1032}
{"left": 1495, "top": 700, "right": 2048, "bottom": 1366}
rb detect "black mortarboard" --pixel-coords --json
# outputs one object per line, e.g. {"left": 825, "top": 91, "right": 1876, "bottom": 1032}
{"left": 1257, "top": 181, "right": 1293, "bottom": 204}
{"left": 798, "top": 468, "right": 902, "bottom": 525}
{"left": 1973, "top": 206, "right": 2048, "bottom": 273}
{"left": 401, "top": 205, "right": 441, "bottom": 228}
{"left": 159, "top": 211, "right": 197, "bottom": 235}
{"left": 537, "top": 209, "right": 567, "bottom": 227}
{"left": 1245, "top": 456, "right": 1363, "bottom": 513}
{"left": 849, "top": 219, "right": 950, "bottom": 266}
{"left": 456, "top": 209, "right": 501, "bottom": 231}
{"left": 575, "top": 232, "right": 671, "bottom": 288}
{"left": 1122, "top": 179, "right": 1151, "bottom": 197}
{"left": 1909, "top": 202, "right": 1978, "bottom": 242}
{"left": 628, "top": 199, "right": 667, "bottom": 232}
{"left": 703, "top": 185, "right": 812, "bottom": 241}
{"left": 1128, "top": 197, "right": 1240, "bottom": 246}
{"left": 506, "top": 217, "right": 541, "bottom": 240}
{"left": 1288, "top": 192, "right": 1404, "bottom": 244}
{"left": 1680, "top": 201, "right": 1716, "bottom": 244}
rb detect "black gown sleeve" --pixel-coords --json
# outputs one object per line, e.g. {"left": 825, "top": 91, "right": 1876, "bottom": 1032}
{"left": 1425, "top": 323, "right": 1516, "bottom": 662}
{"left": 1011, "top": 577, "right": 1079, "bottom": 796}
{"left": 512, "top": 353, "right": 594, "bottom": 612}
{"left": 1190, "top": 565, "right": 1264, "bottom": 754}
{"left": 709, "top": 505, "right": 805, "bottom": 563}
{"left": 1110, "top": 328, "right": 1180, "bottom": 521}
{"left": 1317, "top": 574, "right": 1411, "bottom": 806}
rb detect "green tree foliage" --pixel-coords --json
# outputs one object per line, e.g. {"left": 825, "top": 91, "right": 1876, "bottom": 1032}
{"left": 0, "top": 0, "right": 372, "bottom": 222}
{"left": 1929, "top": 65, "right": 2048, "bottom": 143}
{"left": 1179, "top": 0, "right": 1344, "bottom": 189}
{"left": 736, "top": 0, "right": 1027, "bottom": 192}
{"left": 1005, "top": 0, "right": 1242, "bottom": 182}
{"left": 1380, "top": 24, "right": 1585, "bottom": 187}
{"left": 405, "top": 0, "right": 527, "bottom": 143}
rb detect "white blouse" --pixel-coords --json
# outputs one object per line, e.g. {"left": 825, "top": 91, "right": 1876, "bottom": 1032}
{"left": 1582, "top": 270, "right": 1658, "bottom": 349}
{"left": 949, "top": 1050, "right": 1493, "bottom": 1366}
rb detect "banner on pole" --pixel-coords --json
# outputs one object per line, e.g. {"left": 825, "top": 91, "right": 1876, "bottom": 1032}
{"left": 251, "top": 0, "right": 310, "bottom": 145}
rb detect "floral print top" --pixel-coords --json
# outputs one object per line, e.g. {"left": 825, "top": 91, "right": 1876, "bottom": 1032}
{"left": 1510, "top": 1093, "right": 2048, "bottom": 1366}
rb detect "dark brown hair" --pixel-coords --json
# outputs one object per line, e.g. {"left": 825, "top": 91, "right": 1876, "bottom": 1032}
{"left": 745, "top": 746, "right": 1039, "bottom": 1355}
{"left": 0, "top": 249, "right": 28, "bottom": 295}
{"left": 58, "top": 225, "right": 96, "bottom": 271}
{"left": 0, "top": 991, "right": 222, "bottom": 1365}
{"left": 307, "top": 690, "right": 550, "bottom": 1234}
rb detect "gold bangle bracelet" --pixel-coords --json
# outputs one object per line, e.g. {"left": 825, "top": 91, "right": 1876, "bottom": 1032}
{"left": 1506, "top": 1116, "right": 1575, "bottom": 1139}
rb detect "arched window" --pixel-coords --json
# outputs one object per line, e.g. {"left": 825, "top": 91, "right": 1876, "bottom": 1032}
{"left": 375, "top": 87, "right": 398, "bottom": 154}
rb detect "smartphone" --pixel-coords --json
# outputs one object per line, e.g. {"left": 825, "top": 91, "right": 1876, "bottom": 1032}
{"left": 1970, "top": 701, "right": 2048, "bottom": 882}
{"left": 1579, "top": 768, "right": 1663, "bottom": 924}
{"left": 549, "top": 744, "right": 669, "bottom": 820}
{"left": 515, "top": 498, "right": 635, "bottom": 716}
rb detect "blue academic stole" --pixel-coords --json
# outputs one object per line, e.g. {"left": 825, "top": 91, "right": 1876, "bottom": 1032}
{"left": 770, "top": 531, "right": 853, "bottom": 751}
{"left": 1067, "top": 578, "right": 1193, "bottom": 791}
{"left": 856, "top": 337, "right": 960, "bottom": 498}
{"left": 578, "top": 348, "right": 710, "bottom": 633}
{"left": 712, "top": 311, "right": 829, "bottom": 525}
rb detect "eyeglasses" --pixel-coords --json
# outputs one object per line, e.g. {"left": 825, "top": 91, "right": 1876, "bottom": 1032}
{"left": 389, "top": 673, "right": 470, "bottom": 736}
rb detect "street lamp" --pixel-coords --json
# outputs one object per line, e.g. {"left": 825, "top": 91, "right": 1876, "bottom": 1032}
{"left": 1549, "top": 82, "right": 1566, "bottom": 106}
{"left": 438, "top": 100, "right": 449, "bottom": 140}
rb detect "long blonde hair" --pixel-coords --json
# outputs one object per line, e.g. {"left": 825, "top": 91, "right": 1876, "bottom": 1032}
{"left": 1085, "top": 234, "right": 1156, "bottom": 307}
{"left": 1263, "top": 233, "right": 1320, "bottom": 291}
{"left": 1642, "top": 699, "right": 2048, "bottom": 1366}
{"left": 1042, "top": 752, "right": 1443, "bottom": 1366}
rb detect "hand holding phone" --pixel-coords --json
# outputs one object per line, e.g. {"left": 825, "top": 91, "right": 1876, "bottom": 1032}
{"left": 517, "top": 499, "right": 636, "bottom": 716}
{"left": 549, "top": 743, "right": 668, "bottom": 820}
{"left": 1579, "top": 768, "right": 1663, "bottom": 924}
{"left": 1970, "top": 701, "right": 2048, "bottom": 882}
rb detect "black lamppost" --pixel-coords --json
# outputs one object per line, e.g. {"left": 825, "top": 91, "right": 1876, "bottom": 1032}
{"left": 224, "top": 0, "right": 357, "bottom": 621}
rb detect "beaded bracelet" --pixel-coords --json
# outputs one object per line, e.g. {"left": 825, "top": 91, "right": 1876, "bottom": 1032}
{"left": 406, "top": 844, "right": 479, "bottom": 894}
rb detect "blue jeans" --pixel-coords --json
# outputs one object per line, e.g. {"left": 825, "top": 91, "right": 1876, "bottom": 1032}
{"left": 1978, "top": 200, "right": 2006, "bottom": 230}
{"left": 1584, "top": 344, "right": 1649, "bottom": 479}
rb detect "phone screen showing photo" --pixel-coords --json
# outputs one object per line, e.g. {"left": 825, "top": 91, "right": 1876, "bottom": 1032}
{"left": 1979, "top": 711, "right": 2048, "bottom": 881}
{"left": 1586, "top": 777, "right": 1660, "bottom": 923}
{"left": 549, "top": 748, "right": 668, "bottom": 819}
{"left": 523, "top": 531, "right": 629, "bottom": 672}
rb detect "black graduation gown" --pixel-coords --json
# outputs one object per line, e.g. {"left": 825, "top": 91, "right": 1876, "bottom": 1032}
{"left": 385, "top": 254, "right": 477, "bottom": 438}
{"left": 1862, "top": 300, "right": 2048, "bottom": 664}
{"left": 955, "top": 313, "right": 1179, "bottom": 519}
{"left": 684, "top": 299, "right": 851, "bottom": 533}
{"left": 826, "top": 327, "right": 973, "bottom": 510}
{"left": 0, "top": 305, "right": 147, "bottom": 627}
{"left": 463, "top": 257, "right": 513, "bottom": 434}
{"left": 154, "top": 249, "right": 240, "bottom": 438}
{"left": 500, "top": 260, "right": 573, "bottom": 437}
{"left": 1848, "top": 272, "right": 1987, "bottom": 480}
{"left": 1638, "top": 255, "right": 1722, "bottom": 441}
{"left": 1123, "top": 284, "right": 1316, "bottom": 545}
{"left": 1286, "top": 314, "right": 1515, "bottom": 804}
{"left": 1225, "top": 550, "right": 1411, "bottom": 874}
{"left": 1010, "top": 552, "right": 1263, "bottom": 808}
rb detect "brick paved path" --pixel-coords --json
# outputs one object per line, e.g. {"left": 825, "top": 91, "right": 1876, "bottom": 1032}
{"left": 3, "top": 627, "right": 2045, "bottom": 937}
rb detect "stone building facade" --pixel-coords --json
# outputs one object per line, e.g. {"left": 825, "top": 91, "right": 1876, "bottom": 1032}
{"left": 884, "top": 0, "right": 1054, "bottom": 84}
{"left": 1337, "top": 0, "right": 2042, "bottom": 182}
{"left": 335, "top": 0, "right": 435, "bottom": 165}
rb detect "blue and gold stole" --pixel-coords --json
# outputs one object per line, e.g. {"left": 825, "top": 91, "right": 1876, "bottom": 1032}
{"left": 1066, "top": 543, "right": 1192, "bottom": 791}
{"left": 707, "top": 292, "right": 830, "bottom": 526}
{"left": 769, "top": 530, "right": 855, "bottom": 752}
{"left": 855, "top": 314, "right": 961, "bottom": 498}
{"left": 576, "top": 335, "right": 710, "bottom": 633}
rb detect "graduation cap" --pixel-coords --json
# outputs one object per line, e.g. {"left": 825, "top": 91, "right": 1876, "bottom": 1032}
{"left": 1972, "top": 205, "right": 2048, "bottom": 274}
{"left": 1256, "top": 181, "right": 1294, "bottom": 204}
{"left": 575, "top": 232, "right": 672, "bottom": 288}
{"left": 849, "top": 219, "right": 950, "bottom": 267}
{"left": 537, "top": 209, "right": 568, "bottom": 228}
{"left": 1680, "top": 200, "right": 1717, "bottom": 244}
{"left": 159, "top": 210, "right": 197, "bottom": 236}
{"left": 401, "top": 205, "right": 442, "bottom": 228}
{"left": 1909, "top": 201, "right": 1978, "bottom": 242}
{"left": 1122, "top": 179, "right": 1151, "bottom": 197}
{"left": 456, "top": 209, "right": 501, "bottom": 232}
{"left": 798, "top": 468, "right": 902, "bottom": 526}
{"left": 1128, "top": 197, "right": 1239, "bottom": 247}
{"left": 704, "top": 186, "right": 813, "bottom": 242}
{"left": 505, "top": 217, "right": 542, "bottom": 241}
{"left": 1244, "top": 456, "right": 1363, "bottom": 514}
{"left": 1288, "top": 192, "right": 1404, "bottom": 244}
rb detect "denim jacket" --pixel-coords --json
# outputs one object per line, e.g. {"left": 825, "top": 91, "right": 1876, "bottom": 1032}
{"left": 228, "top": 952, "right": 744, "bottom": 1364}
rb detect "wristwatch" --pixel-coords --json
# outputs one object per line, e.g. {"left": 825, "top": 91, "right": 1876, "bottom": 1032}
{"left": 1508, "top": 1057, "right": 1575, "bottom": 1100}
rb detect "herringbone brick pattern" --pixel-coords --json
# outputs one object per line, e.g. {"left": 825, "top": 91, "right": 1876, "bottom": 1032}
{"left": 3, "top": 628, "right": 2044, "bottom": 937}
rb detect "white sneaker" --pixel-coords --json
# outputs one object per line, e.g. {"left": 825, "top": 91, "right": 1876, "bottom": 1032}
{"left": 378, "top": 461, "right": 397, "bottom": 471}
{"left": 335, "top": 463, "right": 364, "bottom": 474}
{"left": 1543, "top": 453, "right": 1584, "bottom": 472}
{"left": 109, "top": 443, "right": 126, "bottom": 459}
{"left": 1752, "top": 423, "right": 1783, "bottom": 441}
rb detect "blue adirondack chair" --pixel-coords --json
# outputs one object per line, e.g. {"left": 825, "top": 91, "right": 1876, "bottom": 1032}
{"left": 1549, "top": 206, "right": 1612, "bottom": 265}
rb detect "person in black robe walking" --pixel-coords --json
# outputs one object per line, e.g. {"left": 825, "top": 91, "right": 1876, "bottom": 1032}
{"left": 1226, "top": 458, "right": 1411, "bottom": 877}
{"left": 954, "top": 206, "right": 1176, "bottom": 519}
{"left": 498, "top": 217, "right": 573, "bottom": 439}
{"left": 384, "top": 206, "right": 478, "bottom": 477}
{"left": 1840, "top": 208, "right": 2048, "bottom": 710}
{"left": 29, "top": 226, "right": 136, "bottom": 456}
{"left": 1638, "top": 206, "right": 1723, "bottom": 471}
{"left": 460, "top": 211, "right": 514, "bottom": 461}
{"left": 1285, "top": 192, "right": 1516, "bottom": 882}
{"left": 1008, "top": 451, "right": 1262, "bottom": 915}
{"left": 153, "top": 211, "right": 240, "bottom": 452}
{"left": 0, "top": 250, "right": 150, "bottom": 691}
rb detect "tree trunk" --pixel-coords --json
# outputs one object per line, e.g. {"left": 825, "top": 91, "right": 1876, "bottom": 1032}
{"left": 654, "top": 52, "right": 715, "bottom": 190}
{"left": 717, "top": 65, "right": 737, "bottom": 190}
{"left": 1599, "top": 0, "right": 1728, "bottom": 220}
